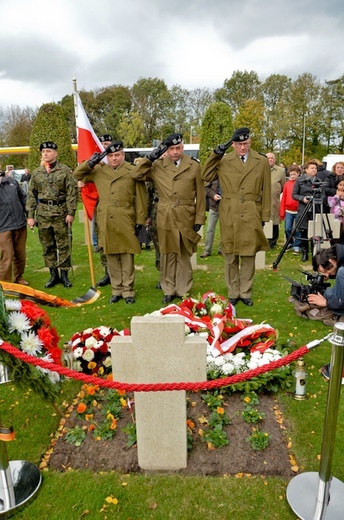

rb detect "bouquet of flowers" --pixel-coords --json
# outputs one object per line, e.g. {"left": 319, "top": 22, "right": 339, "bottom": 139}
{"left": 69, "top": 326, "right": 130, "bottom": 376}
{"left": 0, "top": 288, "right": 62, "bottom": 400}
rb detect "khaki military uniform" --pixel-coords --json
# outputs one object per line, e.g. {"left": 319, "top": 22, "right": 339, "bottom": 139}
{"left": 73, "top": 160, "right": 146, "bottom": 298}
{"left": 202, "top": 150, "right": 271, "bottom": 299}
{"left": 132, "top": 155, "right": 206, "bottom": 297}
{"left": 26, "top": 162, "right": 77, "bottom": 269}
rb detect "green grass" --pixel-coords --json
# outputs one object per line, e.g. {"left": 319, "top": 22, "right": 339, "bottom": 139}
{"left": 1, "top": 208, "right": 343, "bottom": 519}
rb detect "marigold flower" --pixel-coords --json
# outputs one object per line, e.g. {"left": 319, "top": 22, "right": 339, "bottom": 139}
{"left": 77, "top": 403, "right": 87, "bottom": 414}
{"left": 216, "top": 407, "right": 225, "bottom": 415}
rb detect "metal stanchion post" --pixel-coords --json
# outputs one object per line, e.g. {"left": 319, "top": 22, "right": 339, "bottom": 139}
{"left": 286, "top": 322, "right": 344, "bottom": 519}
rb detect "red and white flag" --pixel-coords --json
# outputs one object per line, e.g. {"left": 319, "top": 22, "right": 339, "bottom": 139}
{"left": 74, "top": 91, "right": 104, "bottom": 220}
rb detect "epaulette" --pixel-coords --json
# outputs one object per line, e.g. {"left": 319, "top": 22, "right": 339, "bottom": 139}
{"left": 258, "top": 152, "right": 267, "bottom": 157}
{"left": 191, "top": 156, "right": 200, "bottom": 163}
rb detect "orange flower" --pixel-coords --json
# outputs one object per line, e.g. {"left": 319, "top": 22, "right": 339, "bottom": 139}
{"left": 110, "top": 418, "right": 117, "bottom": 430}
{"left": 217, "top": 407, "right": 225, "bottom": 415}
{"left": 118, "top": 389, "right": 126, "bottom": 396}
{"left": 77, "top": 403, "right": 87, "bottom": 414}
{"left": 187, "top": 419, "right": 195, "bottom": 430}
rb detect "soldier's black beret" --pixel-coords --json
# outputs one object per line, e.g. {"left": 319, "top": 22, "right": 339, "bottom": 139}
{"left": 164, "top": 133, "right": 183, "bottom": 146}
{"left": 106, "top": 140, "right": 123, "bottom": 153}
{"left": 40, "top": 141, "right": 58, "bottom": 151}
{"left": 231, "top": 127, "right": 250, "bottom": 142}
{"left": 99, "top": 134, "right": 114, "bottom": 143}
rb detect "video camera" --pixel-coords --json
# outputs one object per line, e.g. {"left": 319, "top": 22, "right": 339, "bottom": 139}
{"left": 287, "top": 270, "right": 331, "bottom": 303}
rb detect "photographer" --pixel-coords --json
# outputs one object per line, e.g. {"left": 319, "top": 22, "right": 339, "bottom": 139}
{"left": 292, "top": 160, "right": 325, "bottom": 262}
{"left": 308, "top": 244, "right": 344, "bottom": 318}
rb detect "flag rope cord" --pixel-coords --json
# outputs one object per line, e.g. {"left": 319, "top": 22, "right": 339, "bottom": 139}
{"left": 0, "top": 341, "right": 309, "bottom": 392}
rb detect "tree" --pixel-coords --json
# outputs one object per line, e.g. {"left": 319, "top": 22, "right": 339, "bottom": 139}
{"left": 118, "top": 111, "right": 146, "bottom": 147}
{"left": 131, "top": 77, "right": 170, "bottom": 144}
{"left": 215, "top": 70, "right": 261, "bottom": 117}
{"left": 199, "top": 102, "right": 233, "bottom": 165}
{"left": 234, "top": 100, "right": 265, "bottom": 151}
{"left": 0, "top": 105, "right": 37, "bottom": 168}
{"left": 28, "top": 103, "right": 76, "bottom": 171}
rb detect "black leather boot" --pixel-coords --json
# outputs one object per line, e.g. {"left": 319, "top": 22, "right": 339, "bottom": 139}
{"left": 97, "top": 268, "right": 110, "bottom": 287}
{"left": 301, "top": 249, "right": 309, "bottom": 262}
{"left": 60, "top": 270, "right": 72, "bottom": 287}
{"left": 45, "top": 268, "right": 61, "bottom": 288}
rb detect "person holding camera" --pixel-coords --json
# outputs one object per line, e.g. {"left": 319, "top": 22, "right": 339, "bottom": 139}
{"left": 292, "top": 159, "right": 325, "bottom": 262}
{"left": 307, "top": 244, "right": 344, "bottom": 320}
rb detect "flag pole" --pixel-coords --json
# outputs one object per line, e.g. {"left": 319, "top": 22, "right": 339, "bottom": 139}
{"left": 73, "top": 78, "right": 96, "bottom": 288}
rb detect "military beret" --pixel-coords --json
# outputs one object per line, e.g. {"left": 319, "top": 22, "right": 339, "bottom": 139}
{"left": 106, "top": 140, "right": 124, "bottom": 153}
{"left": 99, "top": 134, "right": 114, "bottom": 143}
{"left": 40, "top": 141, "right": 58, "bottom": 151}
{"left": 231, "top": 127, "right": 250, "bottom": 142}
{"left": 164, "top": 133, "right": 183, "bottom": 146}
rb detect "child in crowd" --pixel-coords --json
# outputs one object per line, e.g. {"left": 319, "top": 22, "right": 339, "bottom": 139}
{"left": 280, "top": 165, "right": 301, "bottom": 254}
{"left": 328, "top": 179, "right": 344, "bottom": 243}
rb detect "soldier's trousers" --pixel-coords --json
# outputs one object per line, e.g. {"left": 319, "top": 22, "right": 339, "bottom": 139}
{"left": 38, "top": 218, "right": 71, "bottom": 269}
{"left": 224, "top": 254, "right": 256, "bottom": 299}
{"left": 107, "top": 253, "right": 135, "bottom": 298}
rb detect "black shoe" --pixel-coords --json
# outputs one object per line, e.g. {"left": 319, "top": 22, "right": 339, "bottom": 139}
{"left": 162, "top": 294, "right": 175, "bottom": 304}
{"left": 301, "top": 251, "right": 309, "bottom": 262}
{"left": 229, "top": 298, "right": 239, "bottom": 305}
{"left": 241, "top": 298, "right": 253, "bottom": 306}
{"left": 97, "top": 272, "right": 110, "bottom": 287}
{"left": 125, "top": 297, "right": 135, "bottom": 304}
{"left": 45, "top": 268, "right": 61, "bottom": 288}
{"left": 109, "top": 295, "right": 122, "bottom": 304}
{"left": 156, "top": 282, "right": 161, "bottom": 289}
{"left": 60, "top": 270, "right": 72, "bottom": 288}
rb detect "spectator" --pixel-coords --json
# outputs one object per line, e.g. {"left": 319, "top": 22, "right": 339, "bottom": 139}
{"left": 132, "top": 133, "right": 206, "bottom": 303}
{"left": 292, "top": 159, "right": 325, "bottom": 262}
{"left": 202, "top": 127, "right": 271, "bottom": 306}
{"left": 73, "top": 140, "right": 147, "bottom": 305}
{"left": 200, "top": 179, "right": 222, "bottom": 258}
{"left": 324, "top": 161, "right": 344, "bottom": 197}
{"left": 0, "top": 169, "right": 28, "bottom": 285}
{"left": 26, "top": 141, "right": 77, "bottom": 288}
{"left": 328, "top": 179, "right": 344, "bottom": 243}
{"left": 279, "top": 164, "right": 302, "bottom": 254}
{"left": 266, "top": 152, "right": 286, "bottom": 249}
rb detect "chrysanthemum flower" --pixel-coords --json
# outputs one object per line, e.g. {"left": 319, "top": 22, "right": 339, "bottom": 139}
{"left": 20, "top": 331, "right": 44, "bottom": 356}
{"left": 8, "top": 311, "right": 31, "bottom": 334}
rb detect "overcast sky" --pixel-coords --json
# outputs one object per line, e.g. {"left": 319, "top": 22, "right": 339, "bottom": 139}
{"left": 1, "top": 0, "right": 343, "bottom": 110}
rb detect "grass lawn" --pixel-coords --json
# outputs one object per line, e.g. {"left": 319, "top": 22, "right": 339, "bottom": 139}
{"left": 1, "top": 207, "right": 343, "bottom": 519}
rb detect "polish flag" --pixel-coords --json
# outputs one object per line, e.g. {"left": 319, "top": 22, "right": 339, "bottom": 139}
{"left": 74, "top": 91, "right": 104, "bottom": 220}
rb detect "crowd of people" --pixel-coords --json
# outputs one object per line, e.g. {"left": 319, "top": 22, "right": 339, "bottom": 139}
{"left": 1, "top": 129, "right": 344, "bottom": 322}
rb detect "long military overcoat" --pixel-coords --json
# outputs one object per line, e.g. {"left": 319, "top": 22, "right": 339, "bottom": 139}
{"left": 202, "top": 150, "right": 271, "bottom": 256}
{"left": 132, "top": 155, "right": 206, "bottom": 256}
{"left": 74, "top": 161, "right": 146, "bottom": 255}
{"left": 271, "top": 164, "right": 286, "bottom": 225}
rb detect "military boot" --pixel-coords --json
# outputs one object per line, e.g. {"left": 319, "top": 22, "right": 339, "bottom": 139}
{"left": 60, "top": 270, "right": 72, "bottom": 288}
{"left": 45, "top": 268, "right": 61, "bottom": 288}
{"left": 96, "top": 268, "right": 110, "bottom": 287}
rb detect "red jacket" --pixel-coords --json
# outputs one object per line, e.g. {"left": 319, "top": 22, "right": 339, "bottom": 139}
{"left": 280, "top": 179, "right": 299, "bottom": 219}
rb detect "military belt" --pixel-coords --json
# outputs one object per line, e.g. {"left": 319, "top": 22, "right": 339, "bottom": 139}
{"left": 112, "top": 202, "right": 130, "bottom": 207}
{"left": 160, "top": 198, "right": 195, "bottom": 207}
{"left": 39, "top": 198, "right": 67, "bottom": 206}
{"left": 225, "top": 194, "right": 261, "bottom": 202}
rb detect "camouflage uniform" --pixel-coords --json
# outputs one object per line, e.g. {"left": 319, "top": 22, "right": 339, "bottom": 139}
{"left": 26, "top": 162, "right": 77, "bottom": 269}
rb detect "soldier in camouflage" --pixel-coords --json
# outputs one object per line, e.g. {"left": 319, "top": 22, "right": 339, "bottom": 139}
{"left": 26, "top": 141, "right": 77, "bottom": 288}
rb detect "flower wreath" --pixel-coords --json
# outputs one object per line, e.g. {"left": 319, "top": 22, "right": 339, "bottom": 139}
{"left": 0, "top": 290, "right": 62, "bottom": 400}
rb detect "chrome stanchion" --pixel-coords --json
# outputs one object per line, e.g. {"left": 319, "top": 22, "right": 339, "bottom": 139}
{"left": 286, "top": 322, "right": 344, "bottom": 519}
{"left": 0, "top": 360, "right": 42, "bottom": 517}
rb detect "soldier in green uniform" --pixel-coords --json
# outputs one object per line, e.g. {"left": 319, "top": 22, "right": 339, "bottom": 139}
{"left": 73, "top": 141, "right": 147, "bottom": 304}
{"left": 26, "top": 141, "right": 77, "bottom": 288}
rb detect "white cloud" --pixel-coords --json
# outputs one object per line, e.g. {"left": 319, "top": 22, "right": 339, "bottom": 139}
{"left": 0, "top": 0, "right": 344, "bottom": 108}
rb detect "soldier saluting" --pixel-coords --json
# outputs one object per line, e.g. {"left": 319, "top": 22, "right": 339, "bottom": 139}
{"left": 26, "top": 141, "right": 77, "bottom": 288}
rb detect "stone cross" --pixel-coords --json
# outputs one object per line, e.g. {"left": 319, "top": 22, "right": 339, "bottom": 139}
{"left": 111, "top": 315, "right": 207, "bottom": 471}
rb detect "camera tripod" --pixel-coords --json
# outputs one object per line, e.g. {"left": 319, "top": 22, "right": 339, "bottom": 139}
{"left": 272, "top": 191, "right": 333, "bottom": 270}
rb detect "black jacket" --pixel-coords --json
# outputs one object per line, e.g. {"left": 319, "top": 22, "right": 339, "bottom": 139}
{"left": 0, "top": 176, "right": 27, "bottom": 232}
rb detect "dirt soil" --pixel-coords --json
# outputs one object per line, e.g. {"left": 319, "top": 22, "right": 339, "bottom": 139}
{"left": 48, "top": 393, "right": 294, "bottom": 477}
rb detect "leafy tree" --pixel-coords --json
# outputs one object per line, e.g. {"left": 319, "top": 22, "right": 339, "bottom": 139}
{"left": 234, "top": 99, "right": 265, "bottom": 152}
{"left": 215, "top": 70, "right": 261, "bottom": 117}
{"left": 0, "top": 105, "right": 37, "bottom": 168}
{"left": 131, "top": 77, "right": 170, "bottom": 144}
{"left": 199, "top": 102, "right": 233, "bottom": 165}
{"left": 28, "top": 103, "right": 76, "bottom": 171}
{"left": 118, "top": 111, "right": 146, "bottom": 147}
